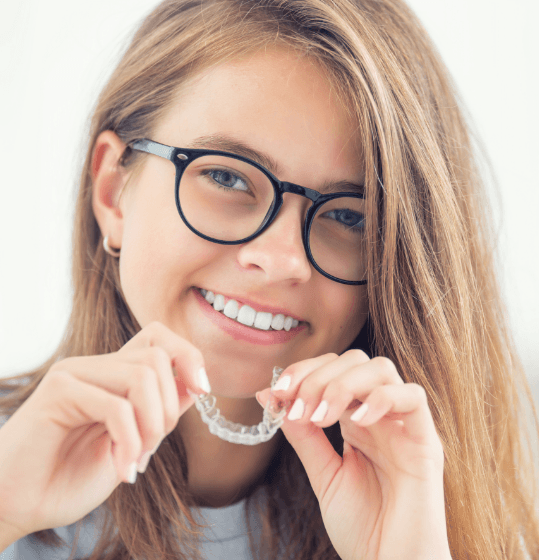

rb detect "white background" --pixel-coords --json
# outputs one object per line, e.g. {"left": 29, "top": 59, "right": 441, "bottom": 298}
{"left": 1, "top": 1, "right": 538, "bottom": 396}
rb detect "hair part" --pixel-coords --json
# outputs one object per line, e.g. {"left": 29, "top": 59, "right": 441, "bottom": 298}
{"left": 1, "top": 1, "right": 538, "bottom": 558}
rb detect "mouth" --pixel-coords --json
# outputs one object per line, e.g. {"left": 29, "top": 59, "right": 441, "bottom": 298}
{"left": 194, "top": 287, "right": 308, "bottom": 333}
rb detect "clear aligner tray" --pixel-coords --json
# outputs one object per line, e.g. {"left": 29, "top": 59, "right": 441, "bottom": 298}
{"left": 191, "top": 366, "right": 291, "bottom": 446}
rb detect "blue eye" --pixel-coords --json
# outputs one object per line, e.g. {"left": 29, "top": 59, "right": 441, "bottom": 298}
{"left": 323, "top": 208, "right": 365, "bottom": 232}
{"left": 204, "top": 169, "right": 249, "bottom": 192}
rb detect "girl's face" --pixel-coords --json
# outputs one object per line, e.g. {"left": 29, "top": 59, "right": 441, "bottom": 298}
{"left": 113, "top": 47, "right": 368, "bottom": 397}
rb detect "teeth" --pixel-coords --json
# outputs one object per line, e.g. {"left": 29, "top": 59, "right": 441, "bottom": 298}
{"left": 199, "top": 288, "right": 301, "bottom": 332}
{"left": 213, "top": 294, "right": 225, "bottom": 311}
{"left": 254, "top": 312, "right": 272, "bottom": 330}
{"left": 223, "top": 299, "right": 239, "bottom": 320}
{"left": 237, "top": 305, "right": 256, "bottom": 327}
{"left": 271, "top": 314, "right": 285, "bottom": 330}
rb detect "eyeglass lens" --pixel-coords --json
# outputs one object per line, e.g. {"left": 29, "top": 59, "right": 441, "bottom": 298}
{"left": 178, "top": 155, "right": 367, "bottom": 282}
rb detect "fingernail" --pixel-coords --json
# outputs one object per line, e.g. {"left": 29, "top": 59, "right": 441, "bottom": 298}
{"left": 272, "top": 375, "right": 291, "bottom": 392}
{"left": 150, "top": 436, "right": 165, "bottom": 455}
{"left": 127, "top": 462, "right": 138, "bottom": 484}
{"left": 350, "top": 402, "right": 369, "bottom": 423}
{"left": 288, "top": 398, "right": 305, "bottom": 421}
{"left": 255, "top": 392, "right": 264, "bottom": 408}
{"left": 186, "top": 388, "right": 201, "bottom": 400}
{"left": 137, "top": 451, "right": 151, "bottom": 474}
{"left": 197, "top": 366, "right": 211, "bottom": 393}
{"left": 310, "top": 400, "right": 328, "bottom": 423}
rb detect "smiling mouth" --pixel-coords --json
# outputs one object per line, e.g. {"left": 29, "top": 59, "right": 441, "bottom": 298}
{"left": 195, "top": 287, "right": 306, "bottom": 332}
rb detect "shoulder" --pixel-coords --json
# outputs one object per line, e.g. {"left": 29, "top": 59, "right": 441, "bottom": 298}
{"left": 0, "top": 506, "right": 107, "bottom": 560}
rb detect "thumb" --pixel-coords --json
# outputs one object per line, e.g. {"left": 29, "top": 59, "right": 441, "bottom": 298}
{"left": 256, "top": 388, "right": 342, "bottom": 499}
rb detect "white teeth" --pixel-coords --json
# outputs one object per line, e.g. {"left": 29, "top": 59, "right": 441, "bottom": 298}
{"left": 237, "top": 305, "right": 256, "bottom": 327}
{"left": 200, "top": 289, "right": 301, "bottom": 332}
{"left": 254, "top": 311, "right": 272, "bottom": 330}
{"left": 271, "top": 314, "right": 285, "bottom": 330}
{"left": 213, "top": 294, "right": 225, "bottom": 311}
{"left": 223, "top": 299, "right": 239, "bottom": 319}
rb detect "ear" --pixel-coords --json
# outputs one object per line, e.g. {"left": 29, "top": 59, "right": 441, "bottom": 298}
{"left": 91, "top": 130, "right": 131, "bottom": 251}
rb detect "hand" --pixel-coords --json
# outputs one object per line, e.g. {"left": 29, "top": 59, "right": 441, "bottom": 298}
{"left": 256, "top": 350, "right": 451, "bottom": 560}
{"left": 0, "top": 321, "right": 208, "bottom": 541}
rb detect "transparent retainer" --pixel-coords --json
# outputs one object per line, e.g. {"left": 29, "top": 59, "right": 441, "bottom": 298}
{"left": 190, "top": 366, "right": 291, "bottom": 446}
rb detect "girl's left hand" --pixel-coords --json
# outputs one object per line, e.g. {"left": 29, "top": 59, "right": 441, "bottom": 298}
{"left": 256, "top": 350, "right": 452, "bottom": 560}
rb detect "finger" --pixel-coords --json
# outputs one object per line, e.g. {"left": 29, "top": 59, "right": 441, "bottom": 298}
{"left": 41, "top": 371, "right": 143, "bottom": 484}
{"left": 120, "top": 346, "right": 186, "bottom": 433}
{"left": 350, "top": 383, "right": 441, "bottom": 448}
{"left": 307, "top": 356, "right": 404, "bottom": 427}
{"left": 271, "top": 352, "right": 346, "bottom": 396}
{"left": 276, "top": 354, "right": 400, "bottom": 428}
{"left": 50, "top": 355, "right": 167, "bottom": 461}
{"left": 119, "top": 321, "right": 209, "bottom": 395}
{"left": 256, "top": 389, "right": 341, "bottom": 501}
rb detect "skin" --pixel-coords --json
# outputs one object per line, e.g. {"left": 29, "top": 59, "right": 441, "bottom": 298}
{"left": 92, "top": 47, "right": 369, "bottom": 507}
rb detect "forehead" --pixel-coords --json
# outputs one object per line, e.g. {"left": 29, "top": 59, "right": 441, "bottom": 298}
{"left": 156, "top": 47, "right": 364, "bottom": 182}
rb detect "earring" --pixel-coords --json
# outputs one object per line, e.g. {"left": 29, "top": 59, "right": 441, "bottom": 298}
{"left": 103, "top": 235, "right": 121, "bottom": 257}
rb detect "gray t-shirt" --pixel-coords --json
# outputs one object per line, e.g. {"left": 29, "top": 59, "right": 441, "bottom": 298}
{"left": 0, "top": 495, "right": 262, "bottom": 559}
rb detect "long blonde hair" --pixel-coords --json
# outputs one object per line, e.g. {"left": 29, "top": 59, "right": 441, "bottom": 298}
{"left": 1, "top": 0, "right": 538, "bottom": 558}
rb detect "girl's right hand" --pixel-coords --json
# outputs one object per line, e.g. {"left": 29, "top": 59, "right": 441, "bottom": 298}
{"left": 0, "top": 321, "right": 209, "bottom": 542}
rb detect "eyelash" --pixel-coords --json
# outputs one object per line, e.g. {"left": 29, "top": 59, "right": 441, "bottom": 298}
{"left": 202, "top": 169, "right": 250, "bottom": 192}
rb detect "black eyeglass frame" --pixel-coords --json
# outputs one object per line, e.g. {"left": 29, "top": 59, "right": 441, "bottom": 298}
{"left": 128, "top": 138, "right": 367, "bottom": 286}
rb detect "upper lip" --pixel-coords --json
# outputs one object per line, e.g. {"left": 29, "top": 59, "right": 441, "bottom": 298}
{"left": 196, "top": 287, "right": 307, "bottom": 323}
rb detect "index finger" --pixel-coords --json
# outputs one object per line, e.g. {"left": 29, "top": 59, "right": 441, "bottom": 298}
{"left": 119, "top": 321, "right": 210, "bottom": 396}
{"left": 271, "top": 353, "right": 341, "bottom": 393}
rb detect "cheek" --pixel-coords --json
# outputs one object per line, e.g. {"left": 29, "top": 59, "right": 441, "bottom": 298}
{"left": 116, "top": 191, "right": 179, "bottom": 310}
{"left": 118, "top": 199, "right": 226, "bottom": 304}
{"left": 119, "top": 203, "right": 172, "bottom": 280}
{"left": 325, "top": 287, "right": 368, "bottom": 344}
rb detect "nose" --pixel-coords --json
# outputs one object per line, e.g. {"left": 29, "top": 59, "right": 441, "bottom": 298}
{"left": 235, "top": 194, "right": 312, "bottom": 284}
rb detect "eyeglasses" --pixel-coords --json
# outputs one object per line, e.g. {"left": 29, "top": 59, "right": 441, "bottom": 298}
{"left": 127, "top": 138, "right": 368, "bottom": 285}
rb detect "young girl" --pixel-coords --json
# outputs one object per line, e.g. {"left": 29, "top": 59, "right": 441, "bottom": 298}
{"left": 1, "top": 0, "right": 538, "bottom": 559}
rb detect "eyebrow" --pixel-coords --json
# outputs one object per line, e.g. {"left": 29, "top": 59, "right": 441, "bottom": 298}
{"left": 185, "top": 134, "right": 365, "bottom": 195}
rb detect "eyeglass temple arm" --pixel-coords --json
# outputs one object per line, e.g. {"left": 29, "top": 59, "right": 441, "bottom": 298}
{"left": 130, "top": 139, "right": 176, "bottom": 162}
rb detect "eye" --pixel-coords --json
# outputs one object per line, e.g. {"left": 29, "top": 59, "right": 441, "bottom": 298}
{"left": 203, "top": 168, "right": 249, "bottom": 192}
{"left": 323, "top": 208, "right": 365, "bottom": 232}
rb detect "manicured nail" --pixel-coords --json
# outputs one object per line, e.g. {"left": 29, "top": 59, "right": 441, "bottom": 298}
{"left": 197, "top": 366, "right": 211, "bottom": 393}
{"left": 127, "top": 462, "right": 138, "bottom": 484}
{"left": 350, "top": 402, "right": 369, "bottom": 423}
{"left": 288, "top": 398, "right": 305, "bottom": 421}
{"left": 137, "top": 451, "right": 151, "bottom": 474}
{"left": 272, "top": 375, "right": 291, "bottom": 392}
{"left": 310, "top": 400, "right": 329, "bottom": 423}
{"left": 138, "top": 437, "right": 163, "bottom": 473}
{"left": 150, "top": 436, "right": 164, "bottom": 455}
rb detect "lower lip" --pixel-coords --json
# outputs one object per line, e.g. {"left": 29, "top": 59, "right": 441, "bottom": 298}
{"left": 192, "top": 288, "right": 308, "bottom": 345}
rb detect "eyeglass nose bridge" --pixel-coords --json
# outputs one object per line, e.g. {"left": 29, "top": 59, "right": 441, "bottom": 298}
{"left": 279, "top": 181, "right": 325, "bottom": 204}
{"left": 253, "top": 180, "right": 324, "bottom": 268}
{"left": 258, "top": 180, "right": 322, "bottom": 241}
{"left": 264, "top": 180, "right": 325, "bottom": 239}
